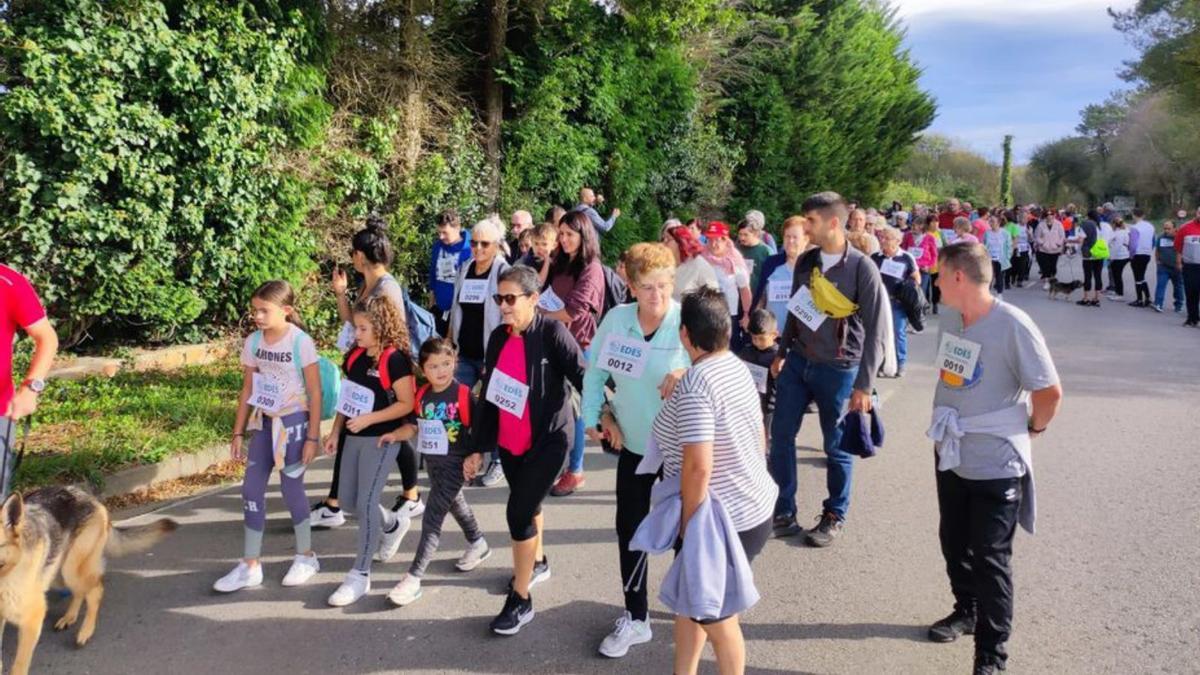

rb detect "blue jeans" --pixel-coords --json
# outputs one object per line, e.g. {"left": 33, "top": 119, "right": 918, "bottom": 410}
{"left": 1155, "top": 266, "right": 1183, "bottom": 310}
{"left": 768, "top": 352, "right": 859, "bottom": 520}
{"left": 919, "top": 272, "right": 932, "bottom": 308}
{"left": 454, "top": 358, "right": 493, "bottom": 461}
{"left": 892, "top": 301, "right": 908, "bottom": 368}
{"left": 567, "top": 347, "right": 591, "bottom": 474}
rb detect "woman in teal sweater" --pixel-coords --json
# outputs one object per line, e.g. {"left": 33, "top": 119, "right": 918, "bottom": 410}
{"left": 582, "top": 242, "right": 690, "bottom": 659}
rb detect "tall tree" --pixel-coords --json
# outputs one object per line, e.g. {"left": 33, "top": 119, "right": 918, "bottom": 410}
{"left": 1111, "top": 1, "right": 1200, "bottom": 105}
{"left": 482, "top": 0, "right": 509, "bottom": 207}
{"left": 999, "top": 135, "right": 1013, "bottom": 208}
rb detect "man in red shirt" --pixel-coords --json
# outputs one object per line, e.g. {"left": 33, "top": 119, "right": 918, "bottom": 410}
{"left": 1175, "top": 208, "right": 1200, "bottom": 327}
{"left": 1, "top": 263, "right": 58, "bottom": 497}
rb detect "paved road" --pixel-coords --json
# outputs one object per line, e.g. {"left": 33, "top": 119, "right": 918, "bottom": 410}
{"left": 13, "top": 281, "right": 1200, "bottom": 674}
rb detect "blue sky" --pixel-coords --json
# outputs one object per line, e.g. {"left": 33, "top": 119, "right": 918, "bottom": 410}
{"left": 894, "top": 0, "right": 1140, "bottom": 162}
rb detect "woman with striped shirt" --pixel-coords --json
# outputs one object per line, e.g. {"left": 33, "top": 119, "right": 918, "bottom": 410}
{"left": 651, "top": 286, "right": 778, "bottom": 675}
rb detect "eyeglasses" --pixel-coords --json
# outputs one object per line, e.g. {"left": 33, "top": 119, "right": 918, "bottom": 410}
{"left": 471, "top": 240, "right": 496, "bottom": 249}
{"left": 492, "top": 292, "right": 532, "bottom": 306}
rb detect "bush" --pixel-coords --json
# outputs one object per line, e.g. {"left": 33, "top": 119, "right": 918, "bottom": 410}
{"left": 0, "top": 0, "right": 320, "bottom": 346}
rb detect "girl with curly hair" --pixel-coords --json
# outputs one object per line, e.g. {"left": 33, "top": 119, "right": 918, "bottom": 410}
{"left": 322, "top": 295, "right": 419, "bottom": 607}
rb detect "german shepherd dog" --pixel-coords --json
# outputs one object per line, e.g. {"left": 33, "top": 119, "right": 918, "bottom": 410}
{"left": 0, "top": 486, "right": 177, "bottom": 675}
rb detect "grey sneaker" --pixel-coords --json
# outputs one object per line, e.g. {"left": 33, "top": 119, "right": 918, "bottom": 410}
{"left": 804, "top": 512, "right": 844, "bottom": 548}
{"left": 478, "top": 459, "right": 505, "bottom": 487}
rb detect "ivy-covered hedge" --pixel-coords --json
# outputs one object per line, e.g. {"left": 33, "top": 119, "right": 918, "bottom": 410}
{"left": 0, "top": 0, "right": 934, "bottom": 349}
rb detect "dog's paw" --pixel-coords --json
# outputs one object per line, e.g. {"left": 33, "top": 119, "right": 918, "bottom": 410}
{"left": 75, "top": 626, "right": 94, "bottom": 647}
{"left": 54, "top": 614, "right": 78, "bottom": 631}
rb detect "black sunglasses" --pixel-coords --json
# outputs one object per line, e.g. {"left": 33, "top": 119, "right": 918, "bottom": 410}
{"left": 492, "top": 292, "right": 532, "bottom": 306}
{"left": 471, "top": 240, "right": 496, "bottom": 249}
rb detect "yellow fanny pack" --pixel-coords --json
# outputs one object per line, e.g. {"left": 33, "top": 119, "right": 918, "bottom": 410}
{"left": 809, "top": 267, "right": 858, "bottom": 319}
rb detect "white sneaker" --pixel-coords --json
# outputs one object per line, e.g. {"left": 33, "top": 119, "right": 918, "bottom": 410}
{"left": 393, "top": 497, "right": 425, "bottom": 519}
{"left": 374, "top": 516, "right": 411, "bottom": 562}
{"left": 281, "top": 553, "right": 321, "bottom": 587}
{"left": 310, "top": 503, "right": 345, "bottom": 528}
{"left": 455, "top": 537, "right": 492, "bottom": 572}
{"left": 387, "top": 574, "right": 423, "bottom": 607}
{"left": 213, "top": 561, "right": 263, "bottom": 593}
{"left": 327, "top": 571, "right": 370, "bottom": 607}
{"left": 598, "top": 611, "right": 652, "bottom": 658}
{"left": 1042, "top": 281, "right": 1050, "bottom": 290}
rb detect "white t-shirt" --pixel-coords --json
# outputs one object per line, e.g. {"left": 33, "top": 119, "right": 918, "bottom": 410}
{"left": 1133, "top": 220, "right": 1156, "bottom": 255}
{"left": 240, "top": 324, "right": 320, "bottom": 417}
{"left": 1109, "top": 229, "right": 1131, "bottom": 260}
{"left": 651, "top": 352, "right": 778, "bottom": 531}
{"left": 820, "top": 252, "right": 841, "bottom": 272}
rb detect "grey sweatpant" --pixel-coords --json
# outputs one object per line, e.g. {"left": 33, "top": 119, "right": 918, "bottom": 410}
{"left": 0, "top": 417, "right": 15, "bottom": 501}
{"left": 409, "top": 453, "right": 482, "bottom": 577}
{"left": 338, "top": 435, "right": 400, "bottom": 574}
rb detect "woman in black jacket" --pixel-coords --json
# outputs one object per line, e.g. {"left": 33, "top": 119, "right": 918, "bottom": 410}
{"left": 473, "top": 265, "right": 586, "bottom": 636}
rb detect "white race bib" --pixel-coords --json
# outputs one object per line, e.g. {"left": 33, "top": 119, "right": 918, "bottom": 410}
{"left": 880, "top": 259, "right": 906, "bottom": 278}
{"left": 1159, "top": 237, "right": 1174, "bottom": 248}
{"left": 538, "top": 287, "right": 565, "bottom": 312}
{"left": 598, "top": 333, "right": 650, "bottom": 379}
{"left": 745, "top": 362, "right": 769, "bottom": 394}
{"left": 786, "top": 286, "right": 826, "bottom": 331}
{"left": 249, "top": 373, "right": 285, "bottom": 415}
{"left": 416, "top": 419, "right": 449, "bottom": 455}
{"left": 938, "top": 332, "right": 981, "bottom": 380}
{"left": 458, "top": 279, "right": 489, "bottom": 304}
{"left": 907, "top": 247, "right": 924, "bottom": 261}
{"left": 716, "top": 273, "right": 739, "bottom": 313}
{"left": 336, "top": 380, "right": 376, "bottom": 419}
{"left": 436, "top": 254, "right": 459, "bottom": 281}
{"left": 942, "top": 230, "right": 958, "bottom": 244}
{"left": 767, "top": 279, "right": 792, "bottom": 303}
{"left": 485, "top": 369, "right": 530, "bottom": 418}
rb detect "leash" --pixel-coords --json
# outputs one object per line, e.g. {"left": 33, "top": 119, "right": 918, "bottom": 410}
{"left": 0, "top": 416, "right": 31, "bottom": 495}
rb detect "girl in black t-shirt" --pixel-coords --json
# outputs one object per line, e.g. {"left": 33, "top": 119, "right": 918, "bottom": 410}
{"left": 322, "top": 297, "right": 417, "bottom": 607}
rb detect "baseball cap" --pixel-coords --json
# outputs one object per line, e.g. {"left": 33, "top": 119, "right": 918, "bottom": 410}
{"left": 705, "top": 221, "right": 730, "bottom": 239}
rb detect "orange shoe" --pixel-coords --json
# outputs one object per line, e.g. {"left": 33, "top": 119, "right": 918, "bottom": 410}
{"left": 550, "top": 472, "right": 585, "bottom": 497}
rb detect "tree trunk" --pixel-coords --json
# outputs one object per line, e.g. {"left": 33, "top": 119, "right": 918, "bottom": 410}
{"left": 483, "top": 0, "right": 509, "bottom": 209}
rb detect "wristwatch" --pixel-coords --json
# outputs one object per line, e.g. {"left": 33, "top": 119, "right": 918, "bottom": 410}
{"left": 21, "top": 378, "right": 46, "bottom": 395}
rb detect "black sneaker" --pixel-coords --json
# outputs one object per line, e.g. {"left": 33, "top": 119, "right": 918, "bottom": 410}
{"left": 490, "top": 590, "right": 534, "bottom": 636}
{"left": 505, "top": 555, "right": 551, "bottom": 593}
{"left": 772, "top": 514, "right": 802, "bottom": 538}
{"left": 927, "top": 610, "right": 976, "bottom": 643}
{"left": 972, "top": 653, "right": 1005, "bottom": 674}
{"left": 804, "top": 512, "right": 844, "bottom": 547}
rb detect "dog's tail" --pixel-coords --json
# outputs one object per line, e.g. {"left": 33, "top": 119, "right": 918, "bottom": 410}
{"left": 106, "top": 519, "right": 179, "bottom": 557}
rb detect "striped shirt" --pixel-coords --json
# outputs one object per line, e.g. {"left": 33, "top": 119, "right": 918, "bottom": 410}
{"left": 652, "top": 351, "right": 778, "bottom": 531}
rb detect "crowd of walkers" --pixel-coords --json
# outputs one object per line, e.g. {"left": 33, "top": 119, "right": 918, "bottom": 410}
{"left": 31, "top": 186, "right": 1197, "bottom": 673}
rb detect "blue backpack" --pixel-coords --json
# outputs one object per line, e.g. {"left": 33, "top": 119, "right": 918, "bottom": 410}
{"left": 249, "top": 329, "right": 341, "bottom": 421}
{"left": 402, "top": 287, "right": 438, "bottom": 359}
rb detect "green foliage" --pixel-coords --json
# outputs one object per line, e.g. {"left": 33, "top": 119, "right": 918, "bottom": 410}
{"left": 16, "top": 361, "right": 242, "bottom": 490}
{"left": 1112, "top": 1, "right": 1200, "bottom": 106}
{"left": 721, "top": 0, "right": 936, "bottom": 224}
{"left": 999, "top": 135, "right": 1014, "bottom": 208}
{"left": 0, "top": 0, "right": 319, "bottom": 345}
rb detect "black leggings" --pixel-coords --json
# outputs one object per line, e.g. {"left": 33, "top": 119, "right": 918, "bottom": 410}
{"left": 991, "top": 261, "right": 1004, "bottom": 295}
{"left": 1110, "top": 258, "right": 1129, "bottom": 296}
{"left": 499, "top": 440, "right": 568, "bottom": 541}
{"left": 328, "top": 436, "right": 418, "bottom": 501}
{"left": 1083, "top": 259, "right": 1104, "bottom": 292}
{"left": 1131, "top": 254, "right": 1151, "bottom": 302}
{"left": 1036, "top": 252, "right": 1060, "bottom": 279}
{"left": 615, "top": 449, "right": 659, "bottom": 621}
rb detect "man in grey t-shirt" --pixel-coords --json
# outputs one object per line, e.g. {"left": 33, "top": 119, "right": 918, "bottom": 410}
{"left": 926, "top": 243, "right": 1063, "bottom": 675}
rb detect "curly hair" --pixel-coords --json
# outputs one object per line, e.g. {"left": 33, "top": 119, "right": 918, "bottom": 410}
{"left": 353, "top": 296, "right": 411, "bottom": 356}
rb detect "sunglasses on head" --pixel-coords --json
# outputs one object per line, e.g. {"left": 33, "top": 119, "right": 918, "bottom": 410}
{"left": 471, "top": 240, "right": 496, "bottom": 249}
{"left": 492, "top": 292, "right": 532, "bottom": 306}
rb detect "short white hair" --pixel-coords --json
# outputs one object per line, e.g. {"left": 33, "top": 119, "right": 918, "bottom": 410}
{"left": 473, "top": 218, "right": 503, "bottom": 242}
{"left": 879, "top": 226, "right": 903, "bottom": 242}
{"left": 743, "top": 210, "right": 765, "bottom": 231}
{"left": 511, "top": 210, "right": 532, "bottom": 227}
